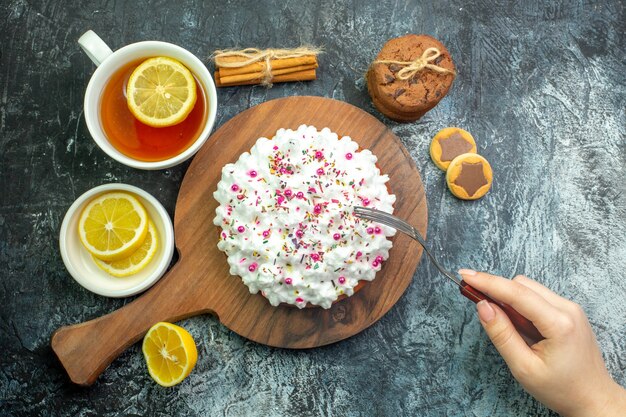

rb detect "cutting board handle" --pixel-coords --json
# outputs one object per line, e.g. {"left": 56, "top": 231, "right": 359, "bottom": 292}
{"left": 51, "top": 258, "right": 211, "bottom": 386}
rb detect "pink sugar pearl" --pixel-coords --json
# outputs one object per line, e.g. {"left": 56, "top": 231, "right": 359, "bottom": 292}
{"left": 231, "top": 184, "right": 239, "bottom": 192}
{"left": 284, "top": 189, "right": 293, "bottom": 197}
{"left": 372, "top": 260, "right": 380, "bottom": 267}
{"left": 285, "top": 277, "right": 293, "bottom": 285}
{"left": 315, "top": 151, "right": 324, "bottom": 160}
{"left": 375, "top": 255, "right": 383, "bottom": 262}
{"left": 356, "top": 251, "right": 362, "bottom": 258}
{"left": 237, "top": 226, "right": 245, "bottom": 233}
{"left": 249, "top": 170, "right": 257, "bottom": 177}
{"left": 262, "top": 230, "right": 270, "bottom": 238}
{"left": 237, "top": 194, "right": 245, "bottom": 200}
{"left": 295, "top": 297, "right": 304, "bottom": 303}
{"left": 296, "top": 191, "right": 304, "bottom": 199}
{"left": 374, "top": 226, "right": 381, "bottom": 234}
{"left": 333, "top": 233, "right": 341, "bottom": 241}
{"left": 345, "top": 152, "right": 353, "bottom": 160}
{"left": 279, "top": 167, "right": 287, "bottom": 174}
{"left": 362, "top": 198, "right": 370, "bottom": 206}
{"left": 367, "top": 227, "right": 374, "bottom": 234}
{"left": 314, "top": 204, "right": 322, "bottom": 214}
{"left": 273, "top": 145, "right": 278, "bottom": 150}
{"left": 311, "top": 253, "right": 320, "bottom": 261}
{"left": 338, "top": 276, "right": 346, "bottom": 284}
{"left": 277, "top": 195, "right": 285, "bottom": 204}
{"left": 296, "top": 229, "right": 304, "bottom": 238}
{"left": 316, "top": 168, "right": 324, "bottom": 175}
{"left": 248, "top": 263, "right": 258, "bottom": 272}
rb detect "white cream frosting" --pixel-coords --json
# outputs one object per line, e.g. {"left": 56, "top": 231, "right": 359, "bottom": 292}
{"left": 213, "top": 125, "right": 396, "bottom": 309}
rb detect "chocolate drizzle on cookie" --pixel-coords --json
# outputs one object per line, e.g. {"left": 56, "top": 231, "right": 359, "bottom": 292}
{"left": 453, "top": 162, "right": 488, "bottom": 197}
{"left": 383, "top": 74, "right": 395, "bottom": 84}
{"left": 393, "top": 88, "right": 406, "bottom": 99}
{"left": 439, "top": 133, "right": 473, "bottom": 162}
{"left": 388, "top": 64, "right": 402, "bottom": 73}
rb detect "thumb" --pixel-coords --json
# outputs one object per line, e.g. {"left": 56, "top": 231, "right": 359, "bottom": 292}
{"left": 477, "top": 300, "right": 537, "bottom": 377}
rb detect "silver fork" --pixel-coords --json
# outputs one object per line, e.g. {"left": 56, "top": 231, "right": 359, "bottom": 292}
{"left": 353, "top": 206, "right": 543, "bottom": 345}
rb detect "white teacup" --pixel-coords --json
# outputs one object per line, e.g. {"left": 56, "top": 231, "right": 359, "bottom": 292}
{"left": 78, "top": 30, "right": 217, "bottom": 170}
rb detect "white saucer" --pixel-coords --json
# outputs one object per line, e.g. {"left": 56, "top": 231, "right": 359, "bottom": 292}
{"left": 59, "top": 183, "right": 175, "bottom": 297}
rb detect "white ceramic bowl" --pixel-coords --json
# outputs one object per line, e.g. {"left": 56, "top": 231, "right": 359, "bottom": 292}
{"left": 79, "top": 30, "right": 218, "bottom": 170}
{"left": 59, "top": 184, "right": 175, "bottom": 297}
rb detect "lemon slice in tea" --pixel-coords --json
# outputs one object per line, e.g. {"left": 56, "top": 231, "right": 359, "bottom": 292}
{"left": 127, "top": 57, "right": 197, "bottom": 127}
{"left": 143, "top": 322, "right": 198, "bottom": 387}
{"left": 78, "top": 192, "right": 149, "bottom": 261}
{"left": 93, "top": 221, "right": 158, "bottom": 277}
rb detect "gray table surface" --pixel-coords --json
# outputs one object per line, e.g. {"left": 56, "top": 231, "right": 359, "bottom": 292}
{"left": 1, "top": 0, "right": 625, "bottom": 416}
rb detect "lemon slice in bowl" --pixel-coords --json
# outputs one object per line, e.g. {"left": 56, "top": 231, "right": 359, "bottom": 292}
{"left": 127, "top": 56, "right": 197, "bottom": 127}
{"left": 92, "top": 221, "right": 158, "bottom": 277}
{"left": 143, "top": 322, "right": 198, "bottom": 387}
{"left": 78, "top": 191, "right": 149, "bottom": 261}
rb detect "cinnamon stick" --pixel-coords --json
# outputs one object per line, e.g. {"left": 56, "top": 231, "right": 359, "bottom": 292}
{"left": 215, "top": 69, "right": 317, "bottom": 87}
{"left": 218, "top": 64, "right": 318, "bottom": 85}
{"left": 217, "top": 55, "right": 318, "bottom": 77}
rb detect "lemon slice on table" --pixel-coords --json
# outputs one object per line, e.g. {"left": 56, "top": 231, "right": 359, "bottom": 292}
{"left": 78, "top": 192, "right": 149, "bottom": 261}
{"left": 127, "top": 56, "right": 197, "bottom": 127}
{"left": 92, "top": 221, "right": 158, "bottom": 277}
{"left": 143, "top": 322, "right": 198, "bottom": 387}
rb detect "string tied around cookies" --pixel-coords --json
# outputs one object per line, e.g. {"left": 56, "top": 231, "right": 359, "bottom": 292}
{"left": 213, "top": 46, "right": 322, "bottom": 86}
{"left": 373, "top": 47, "right": 456, "bottom": 80}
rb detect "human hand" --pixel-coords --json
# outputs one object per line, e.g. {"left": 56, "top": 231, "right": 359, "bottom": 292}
{"left": 459, "top": 269, "right": 626, "bottom": 417}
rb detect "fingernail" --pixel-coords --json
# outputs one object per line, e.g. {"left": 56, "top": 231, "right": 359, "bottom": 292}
{"left": 477, "top": 300, "right": 495, "bottom": 323}
{"left": 458, "top": 269, "right": 477, "bottom": 276}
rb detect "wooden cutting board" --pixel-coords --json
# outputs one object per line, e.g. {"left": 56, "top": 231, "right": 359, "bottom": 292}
{"left": 51, "top": 96, "right": 428, "bottom": 386}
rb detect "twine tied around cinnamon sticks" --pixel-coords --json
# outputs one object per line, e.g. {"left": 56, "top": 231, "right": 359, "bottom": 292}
{"left": 213, "top": 46, "right": 322, "bottom": 87}
{"left": 373, "top": 47, "right": 456, "bottom": 80}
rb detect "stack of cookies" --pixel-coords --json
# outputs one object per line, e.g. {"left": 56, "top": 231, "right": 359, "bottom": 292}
{"left": 367, "top": 34, "right": 456, "bottom": 122}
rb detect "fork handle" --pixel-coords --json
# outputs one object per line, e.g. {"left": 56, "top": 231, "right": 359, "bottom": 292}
{"left": 460, "top": 281, "right": 544, "bottom": 345}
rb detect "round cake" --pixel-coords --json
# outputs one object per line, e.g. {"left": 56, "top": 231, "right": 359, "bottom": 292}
{"left": 213, "top": 124, "right": 396, "bottom": 309}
